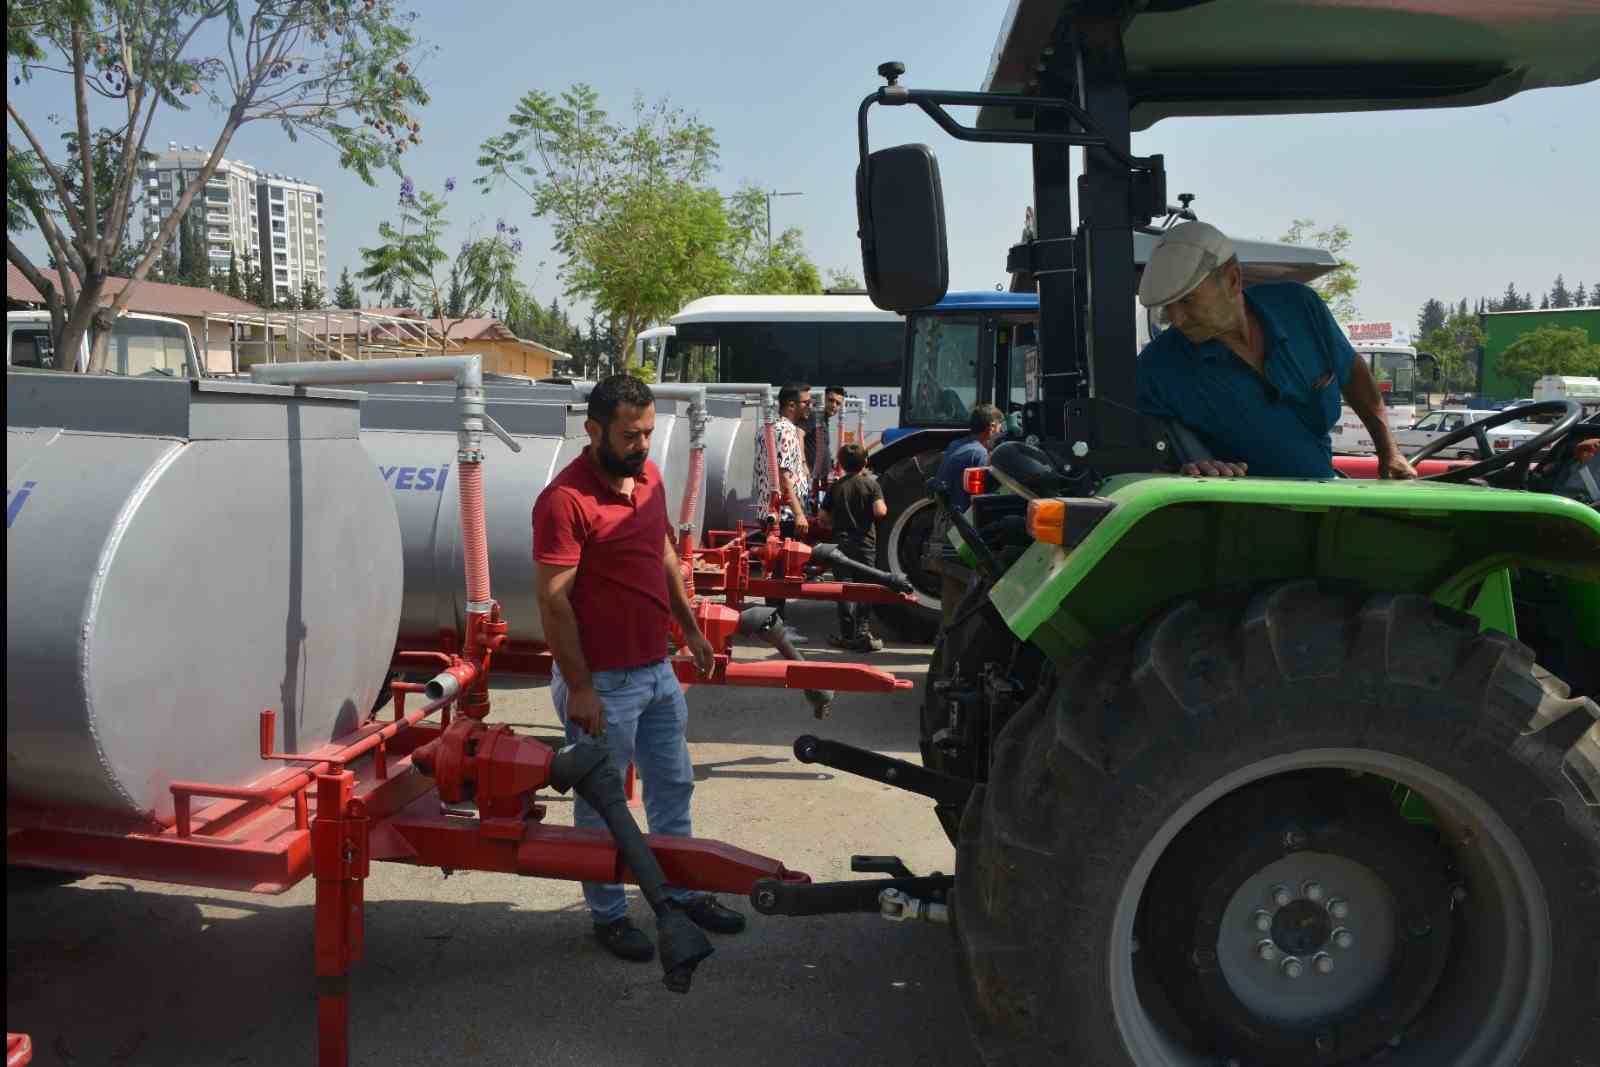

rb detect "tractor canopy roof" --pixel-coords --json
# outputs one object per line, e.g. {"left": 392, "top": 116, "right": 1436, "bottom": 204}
{"left": 927, "top": 230, "right": 1338, "bottom": 311}
{"left": 981, "top": 0, "right": 1600, "bottom": 131}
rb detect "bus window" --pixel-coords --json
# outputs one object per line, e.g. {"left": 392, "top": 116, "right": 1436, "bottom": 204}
{"left": 1371, "top": 351, "right": 1416, "bottom": 407}
{"left": 816, "top": 322, "right": 902, "bottom": 387}
{"left": 908, "top": 314, "right": 981, "bottom": 425}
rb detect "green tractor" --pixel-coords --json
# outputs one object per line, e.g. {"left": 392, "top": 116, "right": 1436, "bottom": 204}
{"left": 754, "top": 2, "right": 1600, "bottom": 1064}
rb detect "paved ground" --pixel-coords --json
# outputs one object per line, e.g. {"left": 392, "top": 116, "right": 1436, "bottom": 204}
{"left": 6, "top": 601, "right": 977, "bottom": 1066}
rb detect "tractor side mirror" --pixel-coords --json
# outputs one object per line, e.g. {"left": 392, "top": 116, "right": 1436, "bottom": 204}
{"left": 857, "top": 143, "right": 948, "bottom": 311}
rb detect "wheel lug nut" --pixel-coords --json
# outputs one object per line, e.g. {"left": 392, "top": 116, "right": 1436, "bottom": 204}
{"left": 1271, "top": 885, "right": 1294, "bottom": 907}
{"left": 1313, "top": 952, "right": 1335, "bottom": 974}
{"left": 1303, "top": 881, "right": 1325, "bottom": 902}
{"left": 1257, "top": 940, "right": 1279, "bottom": 962}
{"left": 1253, "top": 910, "right": 1273, "bottom": 932}
{"left": 1333, "top": 928, "right": 1354, "bottom": 949}
{"left": 1281, "top": 957, "right": 1305, "bottom": 978}
{"left": 1327, "top": 898, "right": 1349, "bottom": 919}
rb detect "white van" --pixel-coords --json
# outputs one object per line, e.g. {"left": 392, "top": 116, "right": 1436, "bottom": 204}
{"left": 6, "top": 310, "right": 202, "bottom": 378}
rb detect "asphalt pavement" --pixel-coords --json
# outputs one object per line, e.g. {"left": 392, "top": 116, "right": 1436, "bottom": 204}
{"left": 6, "top": 601, "right": 976, "bottom": 1067}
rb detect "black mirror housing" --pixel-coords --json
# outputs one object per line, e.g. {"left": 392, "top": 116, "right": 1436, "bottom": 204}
{"left": 857, "top": 143, "right": 949, "bottom": 311}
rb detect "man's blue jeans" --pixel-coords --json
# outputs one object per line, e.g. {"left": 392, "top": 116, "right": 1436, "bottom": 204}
{"left": 551, "top": 659, "right": 701, "bottom": 924}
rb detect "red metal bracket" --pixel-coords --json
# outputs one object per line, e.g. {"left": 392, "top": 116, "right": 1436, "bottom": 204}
{"left": 311, "top": 771, "right": 369, "bottom": 1067}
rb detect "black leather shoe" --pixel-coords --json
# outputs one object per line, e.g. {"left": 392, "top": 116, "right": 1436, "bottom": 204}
{"left": 682, "top": 895, "right": 747, "bottom": 935}
{"left": 594, "top": 917, "right": 655, "bottom": 961}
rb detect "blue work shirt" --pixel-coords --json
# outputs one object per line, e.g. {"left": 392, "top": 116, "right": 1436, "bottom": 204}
{"left": 1137, "top": 282, "right": 1356, "bottom": 478}
{"left": 937, "top": 435, "right": 991, "bottom": 512}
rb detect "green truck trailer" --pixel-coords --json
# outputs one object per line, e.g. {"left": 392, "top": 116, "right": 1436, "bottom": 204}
{"left": 1478, "top": 306, "right": 1600, "bottom": 400}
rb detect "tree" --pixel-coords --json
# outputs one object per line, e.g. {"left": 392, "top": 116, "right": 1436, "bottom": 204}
{"left": 333, "top": 267, "right": 360, "bottom": 309}
{"left": 226, "top": 252, "right": 243, "bottom": 300}
{"left": 300, "top": 277, "right": 325, "bottom": 310}
{"left": 241, "top": 253, "right": 268, "bottom": 308}
{"left": 443, "top": 263, "right": 467, "bottom": 319}
{"left": 1416, "top": 298, "right": 1447, "bottom": 341}
{"left": 6, "top": 0, "right": 429, "bottom": 373}
{"left": 723, "top": 185, "right": 822, "bottom": 295}
{"left": 1280, "top": 219, "right": 1359, "bottom": 321}
{"left": 1497, "top": 326, "right": 1600, "bottom": 393}
{"left": 357, "top": 177, "right": 526, "bottom": 353}
{"left": 1417, "top": 308, "right": 1485, "bottom": 395}
{"left": 477, "top": 85, "right": 734, "bottom": 366}
{"left": 1498, "top": 282, "right": 1528, "bottom": 312}
{"left": 1540, "top": 293, "right": 1551, "bottom": 311}
{"left": 826, "top": 267, "right": 862, "bottom": 291}
{"left": 280, "top": 285, "right": 302, "bottom": 311}
{"left": 1549, "top": 275, "right": 1573, "bottom": 309}
{"left": 1576, "top": 282, "right": 1590, "bottom": 308}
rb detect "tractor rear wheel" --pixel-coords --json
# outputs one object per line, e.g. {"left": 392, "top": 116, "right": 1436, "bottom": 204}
{"left": 874, "top": 452, "right": 943, "bottom": 643}
{"left": 953, "top": 581, "right": 1600, "bottom": 1066}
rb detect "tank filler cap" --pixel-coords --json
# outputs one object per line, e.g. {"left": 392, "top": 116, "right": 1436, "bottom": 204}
{"left": 877, "top": 61, "right": 906, "bottom": 86}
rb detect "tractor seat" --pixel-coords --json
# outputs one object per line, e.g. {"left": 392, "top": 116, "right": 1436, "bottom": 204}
{"left": 988, "top": 441, "right": 1067, "bottom": 497}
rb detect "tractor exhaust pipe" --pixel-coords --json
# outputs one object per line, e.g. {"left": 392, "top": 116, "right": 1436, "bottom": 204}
{"left": 548, "top": 739, "right": 714, "bottom": 992}
{"left": 738, "top": 608, "right": 834, "bottom": 718}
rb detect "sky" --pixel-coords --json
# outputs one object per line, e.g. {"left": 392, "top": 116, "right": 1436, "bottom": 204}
{"left": 10, "top": 0, "right": 1600, "bottom": 331}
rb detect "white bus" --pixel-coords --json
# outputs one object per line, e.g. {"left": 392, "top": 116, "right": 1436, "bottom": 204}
{"left": 1331, "top": 321, "right": 1421, "bottom": 454}
{"left": 640, "top": 294, "right": 906, "bottom": 449}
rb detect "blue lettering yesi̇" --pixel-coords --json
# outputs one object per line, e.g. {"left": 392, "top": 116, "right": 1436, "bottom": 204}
{"left": 377, "top": 464, "right": 450, "bottom": 492}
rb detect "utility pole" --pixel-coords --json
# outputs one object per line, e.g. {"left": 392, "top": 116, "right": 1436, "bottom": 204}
{"left": 765, "top": 190, "right": 803, "bottom": 246}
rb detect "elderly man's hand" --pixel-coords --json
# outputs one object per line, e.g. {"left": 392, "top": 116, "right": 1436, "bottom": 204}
{"left": 1377, "top": 448, "right": 1418, "bottom": 480}
{"left": 1179, "top": 459, "right": 1248, "bottom": 478}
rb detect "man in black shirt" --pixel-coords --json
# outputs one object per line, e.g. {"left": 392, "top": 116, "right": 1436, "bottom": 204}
{"left": 820, "top": 443, "right": 888, "bottom": 652}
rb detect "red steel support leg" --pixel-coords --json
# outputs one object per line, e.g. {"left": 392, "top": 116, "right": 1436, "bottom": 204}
{"left": 311, "top": 771, "right": 369, "bottom": 1067}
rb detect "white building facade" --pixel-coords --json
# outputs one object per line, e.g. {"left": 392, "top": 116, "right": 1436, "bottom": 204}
{"left": 141, "top": 146, "right": 328, "bottom": 305}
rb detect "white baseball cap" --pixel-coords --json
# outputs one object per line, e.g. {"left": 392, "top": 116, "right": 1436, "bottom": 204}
{"left": 1138, "top": 221, "right": 1236, "bottom": 308}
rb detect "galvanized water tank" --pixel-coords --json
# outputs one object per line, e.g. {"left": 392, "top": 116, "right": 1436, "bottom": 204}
{"left": 5, "top": 373, "right": 402, "bottom": 828}
{"left": 359, "top": 388, "right": 585, "bottom": 647}
{"left": 355, "top": 384, "right": 765, "bottom": 655}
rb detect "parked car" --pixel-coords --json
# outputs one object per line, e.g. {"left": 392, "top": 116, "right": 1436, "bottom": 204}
{"left": 1394, "top": 407, "right": 1543, "bottom": 459}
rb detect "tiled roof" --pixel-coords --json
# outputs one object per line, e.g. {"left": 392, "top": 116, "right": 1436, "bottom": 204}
{"left": 6, "top": 262, "right": 261, "bottom": 316}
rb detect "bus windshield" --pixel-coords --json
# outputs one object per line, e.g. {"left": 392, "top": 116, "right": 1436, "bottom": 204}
{"left": 906, "top": 314, "right": 981, "bottom": 425}
{"left": 1369, "top": 350, "right": 1416, "bottom": 407}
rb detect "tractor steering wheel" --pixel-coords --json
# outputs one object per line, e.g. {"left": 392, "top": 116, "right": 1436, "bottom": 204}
{"left": 1412, "top": 400, "right": 1583, "bottom": 484}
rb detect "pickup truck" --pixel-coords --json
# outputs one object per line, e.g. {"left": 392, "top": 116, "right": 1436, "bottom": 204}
{"left": 6, "top": 310, "right": 203, "bottom": 378}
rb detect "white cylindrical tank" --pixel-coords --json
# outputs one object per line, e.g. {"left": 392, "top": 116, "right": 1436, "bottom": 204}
{"left": 5, "top": 373, "right": 403, "bottom": 829}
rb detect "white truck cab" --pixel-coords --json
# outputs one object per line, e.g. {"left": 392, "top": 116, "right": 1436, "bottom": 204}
{"left": 6, "top": 310, "right": 203, "bottom": 378}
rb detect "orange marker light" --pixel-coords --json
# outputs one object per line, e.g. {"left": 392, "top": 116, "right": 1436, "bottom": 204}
{"left": 1025, "top": 498, "right": 1067, "bottom": 544}
{"left": 963, "top": 467, "right": 988, "bottom": 498}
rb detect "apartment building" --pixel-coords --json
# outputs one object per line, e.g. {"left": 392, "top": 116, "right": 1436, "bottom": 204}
{"left": 141, "top": 146, "right": 328, "bottom": 305}
{"left": 258, "top": 172, "right": 328, "bottom": 305}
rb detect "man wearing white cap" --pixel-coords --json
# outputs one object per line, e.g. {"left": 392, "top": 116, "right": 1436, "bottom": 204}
{"left": 1136, "top": 221, "right": 1415, "bottom": 480}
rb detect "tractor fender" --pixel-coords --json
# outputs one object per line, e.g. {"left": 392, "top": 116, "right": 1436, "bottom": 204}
{"left": 988, "top": 473, "right": 1600, "bottom": 660}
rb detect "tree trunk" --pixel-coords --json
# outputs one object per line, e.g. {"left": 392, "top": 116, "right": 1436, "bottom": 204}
{"left": 58, "top": 274, "right": 110, "bottom": 374}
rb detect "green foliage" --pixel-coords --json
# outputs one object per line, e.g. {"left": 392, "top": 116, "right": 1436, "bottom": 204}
{"left": 1281, "top": 218, "right": 1358, "bottom": 321}
{"left": 299, "top": 277, "right": 325, "bottom": 309}
{"left": 1497, "top": 326, "right": 1600, "bottom": 392}
{"left": 6, "top": 0, "right": 431, "bottom": 371}
{"left": 825, "top": 267, "right": 863, "bottom": 291}
{"left": 479, "top": 85, "right": 742, "bottom": 365}
{"left": 357, "top": 179, "right": 526, "bottom": 350}
{"left": 333, "top": 267, "right": 360, "bottom": 309}
{"left": 1417, "top": 310, "right": 1485, "bottom": 394}
{"left": 723, "top": 185, "right": 822, "bottom": 295}
{"left": 226, "top": 252, "right": 243, "bottom": 300}
{"left": 1416, "top": 298, "right": 1447, "bottom": 341}
{"left": 1549, "top": 275, "right": 1573, "bottom": 309}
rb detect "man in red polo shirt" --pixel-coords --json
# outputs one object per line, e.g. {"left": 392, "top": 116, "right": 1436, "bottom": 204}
{"left": 533, "top": 374, "right": 745, "bottom": 963}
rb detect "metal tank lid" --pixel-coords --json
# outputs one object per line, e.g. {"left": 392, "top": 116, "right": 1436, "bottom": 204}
{"left": 5, "top": 371, "right": 363, "bottom": 440}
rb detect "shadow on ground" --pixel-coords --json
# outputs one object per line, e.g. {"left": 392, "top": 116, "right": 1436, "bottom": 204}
{"left": 8, "top": 860, "right": 971, "bottom": 1067}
